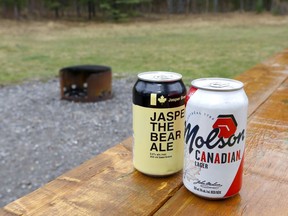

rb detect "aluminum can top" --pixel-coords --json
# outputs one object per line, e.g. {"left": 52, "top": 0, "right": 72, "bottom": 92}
{"left": 191, "top": 78, "right": 243, "bottom": 91}
{"left": 137, "top": 71, "right": 182, "bottom": 82}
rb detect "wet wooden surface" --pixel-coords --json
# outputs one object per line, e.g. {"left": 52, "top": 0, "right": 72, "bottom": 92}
{"left": 1, "top": 49, "right": 288, "bottom": 216}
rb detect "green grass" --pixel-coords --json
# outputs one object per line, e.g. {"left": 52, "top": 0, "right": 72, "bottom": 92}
{"left": 0, "top": 13, "right": 288, "bottom": 85}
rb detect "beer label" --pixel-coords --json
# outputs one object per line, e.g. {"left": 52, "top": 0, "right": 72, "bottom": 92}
{"left": 184, "top": 95, "right": 247, "bottom": 198}
{"left": 133, "top": 104, "right": 185, "bottom": 176}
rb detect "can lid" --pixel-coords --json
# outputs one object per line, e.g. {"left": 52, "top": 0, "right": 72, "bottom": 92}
{"left": 138, "top": 71, "right": 182, "bottom": 82}
{"left": 191, "top": 78, "right": 244, "bottom": 91}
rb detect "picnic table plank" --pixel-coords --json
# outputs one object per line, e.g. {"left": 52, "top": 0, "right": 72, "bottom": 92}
{"left": 154, "top": 78, "right": 288, "bottom": 215}
{"left": 0, "top": 208, "right": 17, "bottom": 216}
{"left": 3, "top": 143, "right": 183, "bottom": 216}
{"left": 234, "top": 49, "right": 288, "bottom": 116}
{"left": 1, "top": 49, "right": 288, "bottom": 215}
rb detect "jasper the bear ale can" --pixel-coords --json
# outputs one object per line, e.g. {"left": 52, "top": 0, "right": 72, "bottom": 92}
{"left": 133, "top": 71, "right": 186, "bottom": 176}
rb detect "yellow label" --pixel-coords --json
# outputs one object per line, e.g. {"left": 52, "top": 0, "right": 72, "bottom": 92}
{"left": 133, "top": 104, "right": 185, "bottom": 176}
{"left": 150, "top": 93, "right": 157, "bottom": 106}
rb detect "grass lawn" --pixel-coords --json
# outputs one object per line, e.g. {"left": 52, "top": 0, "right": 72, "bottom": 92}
{"left": 0, "top": 13, "right": 288, "bottom": 85}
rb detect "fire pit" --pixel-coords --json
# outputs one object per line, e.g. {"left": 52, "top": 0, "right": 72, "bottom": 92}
{"left": 59, "top": 65, "right": 112, "bottom": 102}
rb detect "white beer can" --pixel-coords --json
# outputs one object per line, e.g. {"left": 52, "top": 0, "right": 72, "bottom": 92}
{"left": 183, "top": 78, "right": 248, "bottom": 199}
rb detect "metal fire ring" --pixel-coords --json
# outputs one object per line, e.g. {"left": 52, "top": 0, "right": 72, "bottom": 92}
{"left": 59, "top": 65, "right": 112, "bottom": 102}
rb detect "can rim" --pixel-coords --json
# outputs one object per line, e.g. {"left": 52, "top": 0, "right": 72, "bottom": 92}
{"left": 191, "top": 77, "right": 244, "bottom": 91}
{"left": 137, "top": 71, "right": 182, "bottom": 82}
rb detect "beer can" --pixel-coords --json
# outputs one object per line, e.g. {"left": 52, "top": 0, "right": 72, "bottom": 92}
{"left": 183, "top": 78, "right": 248, "bottom": 199}
{"left": 133, "top": 71, "right": 186, "bottom": 176}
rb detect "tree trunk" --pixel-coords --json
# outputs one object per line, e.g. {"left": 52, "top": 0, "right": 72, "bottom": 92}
{"left": 55, "top": 8, "right": 59, "bottom": 18}
{"left": 38, "top": 0, "right": 44, "bottom": 17}
{"left": 87, "top": 1, "right": 96, "bottom": 20}
{"left": 177, "top": 0, "right": 185, "bottom": 13}
{"left": 192, "top": 0, "right": 197, "bottom": 13}
{"left": 167, "top": 0, "right": 174, "bottom": 14}
{"left": 271, "top": 0, "right": 280, "bottom": 11}
{"left": 240, "top": 0, "right": 244, "bottom": 12}
{"left": 28, "top": 0, "right": 36, "bottom": 17}
{"left": 263, "top": 0, "right": 272, "bottom": 11}
{"left": 14, "top": 1, "right": 20, "bottom": 20}
{"left": 74, "top": 0, "right": 81, "bottom": 17}
{"left": 2, "top": 2, "right": 8, "bottom": 18}
{"left": 213, "top": 0, "right": 218, "bottom": 13}
{"left": 92, "top": 2, "right": 96, "bottom": 18}
{"left": 206, "top": 0, "right": 210, "bottom": 13}
{"left": 185, "top": 0, "right": 191, "bottom": 14}
{"left": 248, "top": 0, "right": 255, "bottom": 11}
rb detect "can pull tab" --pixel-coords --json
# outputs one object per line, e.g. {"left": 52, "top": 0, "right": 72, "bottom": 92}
{"left": 153, "top": 74, "right": 174, "bottom": 81}
{"left": 210, "top": 81, "right": 229, "bottom": 88}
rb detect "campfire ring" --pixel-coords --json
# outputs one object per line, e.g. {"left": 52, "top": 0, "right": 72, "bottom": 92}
{"left": 59, "top": 65, "right": 112, "bottom": 102}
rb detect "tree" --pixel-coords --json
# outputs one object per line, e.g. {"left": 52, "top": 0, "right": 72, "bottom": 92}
{"left": 213, "top": 0, "right": 218, "bottom": 12}
{"left": 44, "top": 0, "right": 71, "bottom": 18}
{"left": 78, "top": 0, "right": 96, "bottom": 20}
{"left": 271, "top": 0, "right": 288, "bottom": 15}
{"left": 256, "top": 0, "right": 264, "bottom": 13}
{"left": 0, "top": 0, "right": 26, "bottom": 19}
{"left": 99, "top": 0, "right": 151, "bottom": 20}
{"left": 44, "top": 0, "right": 62, "bottom": 18}
{"left": 27, "top": 0, "right": 36, "bottom": 16}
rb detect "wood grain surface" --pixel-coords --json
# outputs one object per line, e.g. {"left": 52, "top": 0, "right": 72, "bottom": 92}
{"left": 155, "top": 79, "right": 288, "bottom": 216}
{"left": 235, "top": 49, "right": 288, "bottom": 116}
{"left": 1, "top": 49, "right": 288, "bottom": 216}
{"left": 3, "top": 140, "right": 186, "bottom": 216}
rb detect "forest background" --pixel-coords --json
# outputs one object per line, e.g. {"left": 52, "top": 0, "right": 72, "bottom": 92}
{"left": 1, "top": 0, "right": 288, "bottom": 21}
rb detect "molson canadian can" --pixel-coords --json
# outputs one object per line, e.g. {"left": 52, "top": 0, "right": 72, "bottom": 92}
{"left": 183, "top": 78, "right": 248, "bottom": 199}
{"left": 133, "top": 71, "right": 186, "bottom": 176}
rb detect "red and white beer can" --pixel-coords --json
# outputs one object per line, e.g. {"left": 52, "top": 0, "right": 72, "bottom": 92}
{"left": 183, "top": 78, "right": 248, "bottom": 199}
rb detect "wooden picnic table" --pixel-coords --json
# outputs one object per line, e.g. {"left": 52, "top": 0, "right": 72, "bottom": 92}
{"left": 1, "top": 49, "right": 288, "bottom": 216}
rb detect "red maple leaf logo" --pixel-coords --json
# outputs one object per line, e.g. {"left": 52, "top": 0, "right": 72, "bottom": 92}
{"left": 213, "top": 115, "right": 238, "bottom": 138}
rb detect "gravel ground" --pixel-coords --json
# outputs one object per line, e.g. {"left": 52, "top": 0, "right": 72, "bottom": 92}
{"left": 0, "top": 77, "right": 135, "bottom": 207}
